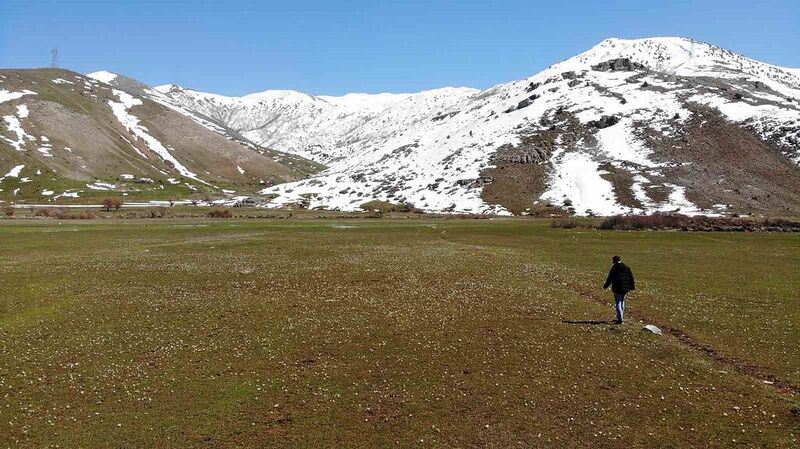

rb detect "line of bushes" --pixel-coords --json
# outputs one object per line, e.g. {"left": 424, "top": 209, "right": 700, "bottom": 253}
{"left": 33, "top": 208, "right": 98, "bottom": 220}
{"left": 360, "top": 200, "right": 422, "bottom": 214}
{"left": 596, "top": 214, "right": 800, "bottom": 232}
{"left": 20, "top": 206, "right": 235, "bottom": 220}
{"left": 549, "top": 218, "right": 593, "bottom": 229}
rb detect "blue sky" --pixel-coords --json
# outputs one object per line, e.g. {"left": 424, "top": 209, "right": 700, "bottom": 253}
{"left": 1, "top": 0, "right": 798, "bottom": 96}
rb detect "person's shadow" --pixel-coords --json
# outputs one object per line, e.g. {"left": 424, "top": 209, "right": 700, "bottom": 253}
{"left": 561, "top": 319, "right": 616, "bottom": 325}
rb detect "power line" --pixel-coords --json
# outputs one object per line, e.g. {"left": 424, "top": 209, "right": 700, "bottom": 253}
{"left": 51, "top": 48, "right": 59, "bottom": 68}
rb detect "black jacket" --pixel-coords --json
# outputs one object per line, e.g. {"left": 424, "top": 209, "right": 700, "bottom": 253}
{"left": 604, "top": 262, "right": 635, "bottom": 294}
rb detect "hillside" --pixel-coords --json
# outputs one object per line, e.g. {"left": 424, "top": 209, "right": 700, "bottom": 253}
{"left": 4, "top": 37, "right": 799, "bottom": 214}
{"left": 0, "top": 69, "right": 322, "bottom": 203}
{"left": 156, "top": 37, "right": 800, "bottom": 216}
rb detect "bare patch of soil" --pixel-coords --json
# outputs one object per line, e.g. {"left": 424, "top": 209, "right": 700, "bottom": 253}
{"left": 640, "top": 106, "right": 800, "bottom": 215}
{"left": 480, "top": 163, "right": 549, "bottom": 215}
{"left": 599, "top": 162, "right": 642, "bottom": 209}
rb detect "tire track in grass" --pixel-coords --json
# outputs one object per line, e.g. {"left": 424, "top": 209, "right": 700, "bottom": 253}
{"left": 570, "top": 284, "right": 800, "bottom": 397}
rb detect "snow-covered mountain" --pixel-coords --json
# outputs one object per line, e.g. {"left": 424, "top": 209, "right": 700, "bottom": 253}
{"left": 149, "top": 37, "right": 800, "bottom": 216}
{"left": 151, "top": 84, "right": 477, "bottom": 163}
{"left": 8, "top": 37, "right": 795, "bottom": 213}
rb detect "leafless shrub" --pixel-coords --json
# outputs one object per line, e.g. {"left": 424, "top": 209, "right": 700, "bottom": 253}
{"left": 1, "top": 205, "right": 14, "bottom": 217}
{"left": 101, "top": 197, "right": 123, "bottom": 212}
{"left": 207, "top": 207, "right": 233, "bottom": 218}
{"left": 550, "top": 218, "right": 590, "bottom": 229}
{"left": 148, "top": 207, "right": 167, "bottom": 218}
{"left": 34, "top": 208, "right": 60, "bottom": 218}
{"left": 598, "top": 214, "right": 690, "bottom": 230}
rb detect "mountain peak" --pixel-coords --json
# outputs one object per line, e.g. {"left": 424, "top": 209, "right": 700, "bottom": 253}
{"left": 544, "top": 36, "right": 800, "bottom": 91}
{"left": 552, "top": 36, "right": 716, "bottom": 73}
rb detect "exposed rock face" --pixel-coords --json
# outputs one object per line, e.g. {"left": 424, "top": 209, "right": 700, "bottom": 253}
{"left": 561, "top": 71, "right": 580, "bottom": 80}
{"left": 525, "top": 82, "right": 541, "bottom": 93}
{"left": 592, "top": 58, "right": 648, "bottom": 72}
{"left": 432, "top": 111, "right": 459, "bottom": 122}
{"left": 492, "top": 142, "right": 550, "bottom": 164}
{"left": 504, "top": 94, "right": 540, "bottom": 113}
{"left": 492, "top": 112, "right": 592, "bottom": 167}
{"left": 455, "top": 176, "right": 493, "bottom": 188}
{"left": 587, "top": 115, "right": 620, "bottom": 129}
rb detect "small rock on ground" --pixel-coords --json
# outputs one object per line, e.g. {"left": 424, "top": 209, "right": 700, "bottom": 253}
{"left": 643, "top": 324, "right": 662, "bottom": 335}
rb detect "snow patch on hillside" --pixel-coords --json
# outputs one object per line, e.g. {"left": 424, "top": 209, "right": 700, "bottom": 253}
{"left": 596, "top": 119, "right": 663, "bottom": 168}
{"left": 0, "top": 89, "right": 36, "bottom": 105}
{"left": 107, "top": 89, "right": 205, "bottom": 183}
{"left": 86, "top": 181, "right": 116, "bottom": 190}
{"left": 0, "top": 164, "right": 25, "bottom": 182}
{"left": 1, "top": 104, "right": 35, "bottom": 151}
{"left": 87, "top": 71, "right": 119, "bottom": 84}
{"left": 542, "top": 152, "right": 627, "bottom": 216}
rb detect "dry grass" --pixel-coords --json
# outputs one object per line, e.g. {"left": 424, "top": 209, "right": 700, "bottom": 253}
{"left": 479, "top": 163, "right": 550, "bottom": 215}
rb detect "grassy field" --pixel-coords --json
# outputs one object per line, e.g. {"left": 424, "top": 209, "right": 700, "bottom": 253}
{"left": 0, "top": 218, "right": 798, "bottom": 447}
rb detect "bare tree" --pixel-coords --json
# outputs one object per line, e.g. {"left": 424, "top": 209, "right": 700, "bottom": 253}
{"left": 101, "top": 197, "right": 123, "bottom": 212}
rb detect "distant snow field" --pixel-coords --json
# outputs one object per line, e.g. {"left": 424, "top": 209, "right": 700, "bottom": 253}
{"left": 87, "top": 71, "right": 118, "bottom": 84}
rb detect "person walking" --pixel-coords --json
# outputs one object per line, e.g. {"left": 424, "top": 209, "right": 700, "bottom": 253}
{"left": 603, "top": 255, "right": 635, "bottom": 324}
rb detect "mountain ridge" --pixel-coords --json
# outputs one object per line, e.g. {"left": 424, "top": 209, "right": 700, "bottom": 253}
{"left": 141, "top": 36, "right": 799, "bottom": 215}
{"left": 5, "top": 37, "right": 799, "bottom": 215}
{"left": 147, "top": 37, "right": 800, "bottom": 104}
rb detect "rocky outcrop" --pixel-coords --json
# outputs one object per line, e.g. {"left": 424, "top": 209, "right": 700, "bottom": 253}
{"left": 505, "top": 94, "right": 540, "bottom": 113}
{"left": 492, "top": 142, "right": 551, "bottom": 164}
{"left": 592, "top": 58, "right": 648, "bottom": 72}
{"left": 587, "top": 115, "right": 620, "bottom": 129}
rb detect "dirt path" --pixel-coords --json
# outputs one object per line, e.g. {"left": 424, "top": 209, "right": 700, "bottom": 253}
{"left": 436, "top": 234, "right": 800, "bottom": 398}
{"left": 571, "top": 284, "right": 800, "bottom": 397}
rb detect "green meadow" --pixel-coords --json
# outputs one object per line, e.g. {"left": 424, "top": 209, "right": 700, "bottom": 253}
{"left": 1, "top": 218, "right": 798, "bottom": 447}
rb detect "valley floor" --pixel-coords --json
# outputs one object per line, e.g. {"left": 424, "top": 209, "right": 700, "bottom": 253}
{"left": 0, "top": 219, "right": 798, "bottom": 447}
